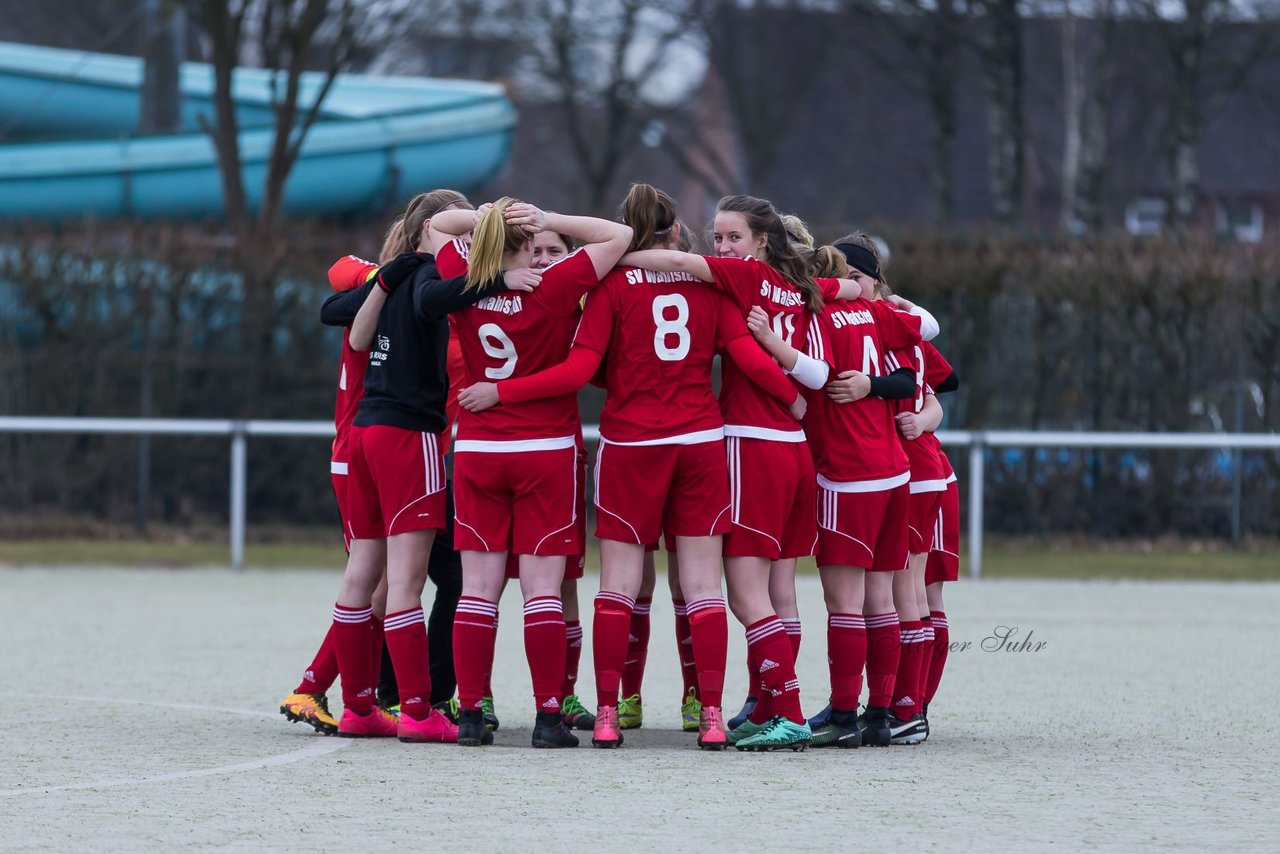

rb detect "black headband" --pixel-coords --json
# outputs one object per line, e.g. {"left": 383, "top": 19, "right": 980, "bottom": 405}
{"left": 835, "top": 242, "right": 880, "bottom": 280}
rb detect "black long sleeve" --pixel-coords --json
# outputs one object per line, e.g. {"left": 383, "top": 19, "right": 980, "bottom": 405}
{"left": 934, "top": 371, "right": 960, "bottom": 394}
{"left": 411, "top": 261, "right": 506, "bottom": 321}
{"left": 321, "top": 281, "right": 375, "bottom": 327}
{"left": 869, "top": 366, "right": 916, "bottom": 399}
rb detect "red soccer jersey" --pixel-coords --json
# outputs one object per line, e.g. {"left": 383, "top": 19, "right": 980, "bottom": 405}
{"left": 436, "top": 238, "right": 473, "bottom": 450}
{"left": 922, "top": 340, "right": 957, "bottom": 477}
{"left": 327, "top": 256, "right": 379, "bottom": 464}
{"left": 892, "top": 342, "right": 949, "bottom": 484}
{"left": 450, "top": 242, "right": 599, "bottom": 442}
{"left": 577, "top": 266, "right": 756, "bottom": 444}
{"left": 804, "top": 298, "right": 922, "bottom": 485}
{"left": 702, "top": 256, "right": 830, "bottom": 435}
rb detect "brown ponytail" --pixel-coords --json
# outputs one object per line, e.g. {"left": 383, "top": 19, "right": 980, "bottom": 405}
{"left": 379, "top": 189, "right": 471, "bottom": 263}
{"left": 717, "top": 194, "right": 823, "bottom": 312}
{"left": 619, "top": 183, "right": 678, "bottom": 252}
{"left": 813, "top": 245, "right": 850, "bottom": 279}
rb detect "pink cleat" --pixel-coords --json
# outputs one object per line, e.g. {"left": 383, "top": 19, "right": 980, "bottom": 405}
{"left": 398, "top": 708, "right": 460, "bottom": 743}
{"left": 697, "top": 705, "right": 728, "bottom": 750}
{"left": 338, "top": 706, "right": 399, "bottom": 738}
{"left": 591, "top": 705, "right": 623, "bottom": 749}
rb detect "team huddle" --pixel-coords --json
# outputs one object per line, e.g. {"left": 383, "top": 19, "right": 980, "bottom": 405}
{"left": 278, "top": 183, "right": 961, "bottom": 752}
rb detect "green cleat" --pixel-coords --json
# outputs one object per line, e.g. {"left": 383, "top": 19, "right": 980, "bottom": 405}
{"left": 561, "top": 694, "right": 596, "bottom": 731}
{"left": 809, "top": 709, "right": 861, "bottom": 748}
{"left": 617, "top": 694, "right": 643, "bottom": 729}
{"left": 481, "top": 697, "right": 500, "bottom": 732}
{"left": 735, "top": 716, "right": 812, "bottom": 752}
{"left": 726, "top": 717, "right": 767, "bottom": 745}
{"left": 432, "top": 697, "right": 460, "bottom": 724}
{"left": 680, "top": 687, "right": 701, "bottom": 733}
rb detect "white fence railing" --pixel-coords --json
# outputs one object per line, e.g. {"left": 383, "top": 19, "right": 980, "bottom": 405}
{"left": 2, "top": 416, "right": 1277, "bottom": 576}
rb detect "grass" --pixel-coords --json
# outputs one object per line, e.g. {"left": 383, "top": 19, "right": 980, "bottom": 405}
{"left": 1, "top": 533, "right": 1277, "bottom": 580}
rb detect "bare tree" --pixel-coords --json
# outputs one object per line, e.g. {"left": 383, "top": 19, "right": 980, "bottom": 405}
{"left": 524, "top": 0, "right": 703, "bottom": 213}
{"left": 972, "top": 0, "right": 1026, "bottom": 224}
{"left": 181, "top": 0, "right": 359, "bottom": 410}
{"left": 1059, "top": 0, "right": 1121, "bottom": 232}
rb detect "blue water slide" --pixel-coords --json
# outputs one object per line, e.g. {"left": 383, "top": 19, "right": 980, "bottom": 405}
{"left": 0, "top": 40, "right": 515, "bottom": 218}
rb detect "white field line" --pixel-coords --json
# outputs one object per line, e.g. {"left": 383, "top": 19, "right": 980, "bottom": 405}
{"left": 0, "top": 692, "right": 351, "bottom": 798}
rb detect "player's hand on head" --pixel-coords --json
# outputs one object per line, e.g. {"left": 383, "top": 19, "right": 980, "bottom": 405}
{"left": 789, "top": 394, "right": 807, "bottom": 421}
{"left": 827, "top": 369, "right": 871, "bottom": 403}
{"left": 503, "top": 267, "right": 542, "bottom": 292}
{"left": 896, "top": 411, "right": 922, "bottom": 440}
{"left": 458, "top": 382, "right": 500, "bottom": 412}
{"left": 505, "top": 202, "right": 548, "bottom": 234}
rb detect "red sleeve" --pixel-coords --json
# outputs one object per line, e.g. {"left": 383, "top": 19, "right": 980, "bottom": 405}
{"left": 869, "top": 299, "right": 922, "bottom": 351}
{"left": 886, "top": 345, "right": 918, "bottom": 377}
{"left": 329, "top": 255, "right": 378, "bottom": 292}
{"left": 816, "top": 277, "right": 841, "bottom": 301}
{"left": 570, "top": 284, "right": 616, "bottom": 356}
{"left": 497, "top": 346, "right": 603, "bottom": 404}
{"left": 716, "top": 299, "right": 798, "bottom": 406}
{"left": 702, "top": 255, "right": 759, "bottom": 312}
{"left": 922, "top": 341, "right": 954, "bottom": 389}
{"left": 436, "top": 239, "right": 470, "bottom": 279}
{"left": 534, "top": 250, "right": 603, "bottom": 316}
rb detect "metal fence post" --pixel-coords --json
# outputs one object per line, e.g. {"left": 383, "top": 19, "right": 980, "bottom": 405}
{"left": 230, "top": 422, "right": 247, "bottom": 571}
{"left": 968, "top": 435, "right": 985, "bottom": 579}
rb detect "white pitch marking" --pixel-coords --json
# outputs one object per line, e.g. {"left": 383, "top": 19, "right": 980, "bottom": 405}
{"left": 0, "top": 692, "right": 353, "bottom": 798}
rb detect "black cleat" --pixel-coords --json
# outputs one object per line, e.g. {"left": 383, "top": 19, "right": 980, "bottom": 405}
{"left": 858, "top": 705, "right": 892, "bottom": 747}
{"left": 921, "top": 704, "right": 930, "bottom": 741}
{"left": 810, "top": 708, "right": 861, "bottom": 748}
{"left": 457, "top": 709, "right": 494, "bottom": 747}
{"left": 532, "top": 710, "right": 580, "bottom": 748}
{"left": 889, "top": 712, "right": 927, "bottom": 745}
{"left": 728, "top": 696, "right": 758, "bottom": 731}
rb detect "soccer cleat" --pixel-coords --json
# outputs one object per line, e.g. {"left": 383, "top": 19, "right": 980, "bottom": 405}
{"left": 726, "top": 717, "right": 767, "bottom": 745}
{"left": 617, "top": 694, "right": 643, "bottom": 730}
{"left": 735, "top": 716, "right": 813, "bottom": 752}
{"left": 921, "top": 704, "right": 930, "bottom": 742}
{"left": 481, "top": 696, "right": 500, "bottom": 731}
{"left": 532, "top": 710, "right": 580, "bottom": 749}
{"left": 398, "top": 708, "right": 459, "bottom": 743}
{"left": 858, "top": 705, "right": 892, "bottom": 747}
{"left": 697, "top": 705, "right": 728, "bottom": 750}
{"left": 807, "top": 702, "right": 833, "bottom": 730}
{"left": 383, "top": 703, "right": 401, "bottom": 718}
{"left": 279, "top": 692, "right": 339, "bottom": 735}
{"left": 432, "top": 697, "right": 460, "bottom": 724}
{"left": 456, "top": 709, "right": 494, "bottom": 747}
{"left": 680, "top": 687, "right": 702, "bottom": 733}
{"left": 561, "top": 694, "right": 596, "bottom": 731}
{"left": 809, "top": 709, "right": 861, "bottom": 748}
{"left": 727, "top": 696, "right": 757, "bottom": 731}
{"left": 889, "top": 712, "right": 927, "bottom": 745}
{"left": 591, "top": 705, "right": 623, "bottom": 748}
{"left": 337, "top": 706, "right": 399, "bottom": 738}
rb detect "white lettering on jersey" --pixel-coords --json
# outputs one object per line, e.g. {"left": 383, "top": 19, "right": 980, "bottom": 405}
{"left": 831, "top": 308, "right": 874, "bottom": 329}
{"left": 757, "top": 279, "right": 805, "bottom": 307}
{"left": 626, "top": 268, "right": 700, "bottom": 285}
{"left": 473, "top": 294, "right": 524, "bottom": 315}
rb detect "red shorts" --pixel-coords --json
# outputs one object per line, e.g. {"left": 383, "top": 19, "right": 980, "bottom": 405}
{"left": 816, "top": 479, "right": 910, "bottom": 571}
{"left": 500, "top": 451, "right": 587, "bottom": 580}
{"left": 907, "top": 486, "right": 945, "bottom": 555}
{"left": 331, "top": 466, "right": 351, "bottom": 551}
{"left": 346, "top": 425, "right": 448, "bottom": 539}
{"left": 926, "top": 478, "right": 960, "bottom": 584}
{"left": 593, "top": 439, "right": 731, "bottom": 545}
{"left": 454, "top": 443, "right": 580, "bottom": 556}
{"left": 724, "top": 436, "right": 817, "bottom": 560}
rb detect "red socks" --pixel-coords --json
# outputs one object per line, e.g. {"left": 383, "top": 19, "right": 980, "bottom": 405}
{"left": 384, "top": 607, "right": 430, "bottom": 720}
{"left": 622, "top": 597, "right": 652, "bottom": 699}
{"left": 561, "top": 620, "right": 583, "bottom": 698}
{"left": 523, "top": 596, "right": 566, "bottom": 712}
{"left": 332, "top": 603, "right": 375, "bottom": 715}
{"left": 891, "top": 620, "right": 926, "bottom": 719}
{"left": 925, "top": 610, "right": 949, "bottom": 705}
{"left": 781, "top": 616, "right": 802, "bottom": 660}
{"left": 745, "top": 616, "right": 803, "bottom": 725}
{"left": 593, "top": 591, "right": 635, "bottom": 708}
{"left": 295, "top": 624, "right": 338, "bottom": 695}
{"left": 686, "top": 596, "right": 728, "bottom": 708}
{"left": 826, "top": 613, "right": 866, "bottom": 711}
{"left": 865, "top": 612, "right": 901, "bottom": 708}
{"left": 453, "top": 596, "right": 499, "bottom": 712}
{"left": 673, "top": 599, "right": 699, "bottom": 697}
